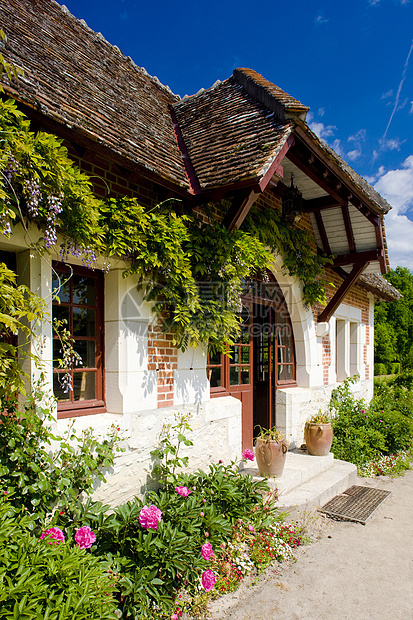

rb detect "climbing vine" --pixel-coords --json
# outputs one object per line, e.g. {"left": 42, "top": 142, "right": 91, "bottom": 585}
{"left": 0, "top": 96, "right": 332, "bottom": 357}
{"left": 244, "top": 204, "right": 333, "bottom": 307}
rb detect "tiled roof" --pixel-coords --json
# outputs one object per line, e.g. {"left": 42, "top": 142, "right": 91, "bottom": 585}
{"left": 359, "top": 273, "right": 402, "bottom": 301}
{"left": 0, "top": 0, "right": 189, "bottom": 188}
{"left": 173, "top": 76, "right": 293, "bottom": 191}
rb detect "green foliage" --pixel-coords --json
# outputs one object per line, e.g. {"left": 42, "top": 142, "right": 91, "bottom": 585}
{"left": 0, "top": 387, "right": 123, "bottom": 521}
{"left": 0, "top": 497, "right": 119, "bottom": 620}
{"left": 329, "top": 375, "right": 413, "bottom": 467}
{"left": 0, "top": 262, "right": 46, "bottom": 404}
{"left": 375, "top": 267, "right": 413, "bottom": 369}
{"left": 150, "top": 412, "right": 194, "bottom": 485}
{"left": 374, "top": 363, "right": 388, "bottom": 376}
{"left": 243, "top": 204, "right": 333, "bottom": 307}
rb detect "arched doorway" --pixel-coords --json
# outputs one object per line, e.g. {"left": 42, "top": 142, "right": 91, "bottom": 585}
{"left": 207, "top": 273, "right": 296, "bottom": 449}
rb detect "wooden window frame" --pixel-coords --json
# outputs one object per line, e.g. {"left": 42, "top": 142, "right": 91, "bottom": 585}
{"left": 52, "top": 261, "right": 105, "bottom": 418}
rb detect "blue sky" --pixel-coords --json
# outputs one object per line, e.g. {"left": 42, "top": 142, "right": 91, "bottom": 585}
{"left": 61, "top": 0, "right": 413, "bottom": 270}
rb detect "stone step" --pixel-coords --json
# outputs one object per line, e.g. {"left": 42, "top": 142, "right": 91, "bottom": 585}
{"left": 240, "top": 449, "right": 357, "bottom": 509}
{"left": 277, "top": 458, "right": 357, "bottom": 509}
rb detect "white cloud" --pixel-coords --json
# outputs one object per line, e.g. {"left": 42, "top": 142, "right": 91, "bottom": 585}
{"left": 347, "top": 149, "right": 362, "bottom": 161}
{"left": 409, "top": 101, "right": 413, "bottom": 113}
{"left": 348, "top": 129, "right": 366, "bottom": 143}
{"left": 315, "top": 12, "right": 329, "bottom": 25}
{"left": 381, "top": 89, "right": 393, "bottom": 100}
{"left": 309, "top": 122, "right": 336, "bottom": 140}
{"left": 318, "top": 107, "right": 325, "bottom": 117}
{"left": 375, "top": 155, "right": 413, "bottom": 213}
{"left": 379, "top": 137, "right": 404, "bottom": 151}
{"left": 374, "top": 155, "right": 413, "bottom": 268}
{"left": 331, "top": 139, "right": 344, "bottom": 157}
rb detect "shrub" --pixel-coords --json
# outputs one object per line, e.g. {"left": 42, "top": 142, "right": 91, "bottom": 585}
{"left": 0, "top": 497, "right": 119, "bottom": 620}
{"left": 389, "top": 362, "right": 401, "bottom": 375}
{"left": 0, "top": 386, "right": 123, "bottom": 521}
{"left": 374, "top": 363, "right": 388, "bottom": 376}
{"left": 330, "top": 376, "right": 413, "bottom": 467}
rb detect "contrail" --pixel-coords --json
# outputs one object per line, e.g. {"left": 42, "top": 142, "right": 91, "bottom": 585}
{"left": 382, "top": 38, "right": 413, "bottom": 142}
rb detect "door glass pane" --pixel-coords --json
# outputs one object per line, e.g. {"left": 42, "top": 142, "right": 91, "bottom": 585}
{"left": 278, "top": 364, "right": 284, "bottom": 380}
{"left": 286, "top": 347, "right": 293, "bottom": 363}
{"left": 240, "top": 368, "right": 250, "bottom": 384}
{"left": 73, "top": 372, "right": 96, "bottom": 401}
{"left": 53, "top": 339, "right": 67, "bottom": 369}
{"left": 73, "top": 308, "right": 95, "bottom": 337}
{"left": 208, "top": 350, "right": 221, "bottom": 365}
{"left": 230, "top": 366, "right": 239, "bottom": 385}
{"left": 53, "top": 305, "right": 70, "bottom": 327}
{"left": 230, "top": 346, "right": 239, "bottom": 363}
{"left": 286, "top": 365, "right": 293, "bottom": 381}
{"left": 241, "top": 346, "right": 250, "bottom": 364}
{"left": 208, "top": 366, "right": 221, "bottom": 388}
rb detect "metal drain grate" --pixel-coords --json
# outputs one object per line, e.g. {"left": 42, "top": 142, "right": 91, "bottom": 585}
{"left": 318, "top": 485, "right": 391, "bottom": 525}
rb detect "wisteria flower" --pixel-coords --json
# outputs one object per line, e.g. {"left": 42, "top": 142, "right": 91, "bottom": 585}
{"left": 75, "top": 526, "right": 96, "bottom": 549}
{"left": 201, "top": 569, "right": 216, "bottom": 592}
{"left": 40, "top": 527, "right": 65, "bottom": 545}
{"left": 242, "top": 449, "right": 255, "bottom": 461}
{"left": 201, "top": 542, "right": 214, "bottom": 560}
{"left": 139, "top": 504, "right": 162, "bottom": 530}
{"left": 175, "top": 486, "right": 191, "bottom": 497}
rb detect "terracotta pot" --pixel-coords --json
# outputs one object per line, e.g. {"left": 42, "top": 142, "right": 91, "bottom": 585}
{"left": 304, "top": 422, "right": 333, "bottom": 456}
{"left": 255, "top": 437, "right": 288, "bottom": 478}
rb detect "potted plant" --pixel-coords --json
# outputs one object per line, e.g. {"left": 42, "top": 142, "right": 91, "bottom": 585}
{"left": 254, "top": 426, "right": 288, "bottom": 478}
{"left": 304, "top": 410, "right": 333, "bottom": 456}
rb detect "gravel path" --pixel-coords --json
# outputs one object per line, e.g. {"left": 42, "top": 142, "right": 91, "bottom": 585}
{"left": 205, "top": 470, "right": 413, "bottom": 620}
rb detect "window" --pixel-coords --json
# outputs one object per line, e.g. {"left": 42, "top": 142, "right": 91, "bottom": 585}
{"left": 52, "top": 262, "right": 105, "bottom": 417}
{"left": 207, "top": 308, "right": 252, "bottom": 394}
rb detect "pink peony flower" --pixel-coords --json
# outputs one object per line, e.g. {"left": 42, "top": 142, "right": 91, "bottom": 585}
{"left": 242, "top": 449, "right": 255, "bottom": 461}
{"left": 201, "top": 542, "right": 214, "bottom": 560}
{"left": 202, "top": 498, "right": 206, "bottom": 503}
{"left": 171, "top": 615, "right": 178, "bottom": 620}
{"left": 40, "top": 527, "right": 65, "bottom": 545}
{"left": 200, "top": 511, "right": 205, "bottom": 517}
{"left": 75, "top": 526, "right": 96, "bottom": 549}
{"left": 201, "top": 569, "right": 216, "bottom": 592}
{"left": 248, "top": 524, "right": 255, "bottom": 532}
{"left": 139, "top": 504, "right": 162, "bottom": 530}
{"left": 205, "top": 531, "right": 209, "bottom": 537}
{"left": 175, "top": 486, "right": 191, "bottom": 497}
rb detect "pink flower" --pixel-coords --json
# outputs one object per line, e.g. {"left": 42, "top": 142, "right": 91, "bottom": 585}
{"left": 248, "top": 524, "right": 255, "bottom": 532}
{"left": 40, "top": 527, "right": 65, "bottom": 545}
{"left": 201, "top": 542, "right": 214, "bottom": 560}
{"left": 202, "top": 498, "right": 206, "bottom": 503}
{"left": 242, "top": 449, "right": 255, "bottom": 461}
{"left": 75, "top": 526, "right": 96, "bottom": 549}
{"left": 201, "top": 569, "right": 216, "bottom": 592}
{"left": 171, "top": 615, "right": 178, "bottom": 620}
{"left": 205, "top": 532, "right": 209, "bottom": 537}
{"left": 175, "top": 486, "right": 191, "bottom": 497}
{"left": 200, "top": 511, "right": 205, "bottom": 517}
{"left": 139, "top": 505, "right": 162, "bottom": 530}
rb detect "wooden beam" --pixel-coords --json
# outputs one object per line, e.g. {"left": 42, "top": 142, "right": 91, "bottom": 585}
{"left": 314, "top": 210, "right": 332, "bottom": 254}
{"left": 302, "top": 196, "right": 341, "bottom": 212}
{"left": 286, "top": 149, "right": 347, "bottom": 207}
{"left": 258, "top": 133, "right": 295, "bottom": 191}
{"left": 223, "top": 188, "right": 261, "bottom": 231}
{"left": 318, "top": 262, "right": 368, "bottom": 323}
{"left": 332, "top": 249, "right": 382, "bottom": 267}
{"left": 342, "top": 203, "right": 356, "bottom": 252}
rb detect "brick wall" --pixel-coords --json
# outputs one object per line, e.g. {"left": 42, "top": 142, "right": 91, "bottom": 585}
{"left": 147, "top": 319, "right": 178, "bottom": 408}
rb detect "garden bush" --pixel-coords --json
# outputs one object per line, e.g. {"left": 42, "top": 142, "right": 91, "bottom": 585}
{"left": 374, "top": 363, "right": 388, "bottom": 376}
{"left": 0, "top": 387, "right": 123, "bottom": 522}
{"left": 0, "top": 496, "right": 119, "bottom": 620}
{"left": 329, "top": 376, "right": 413, "bottom": 469}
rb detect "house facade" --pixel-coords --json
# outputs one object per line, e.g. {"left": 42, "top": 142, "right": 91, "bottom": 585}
{"left": 0, "top": 0, "right": 400, "bottom": 505}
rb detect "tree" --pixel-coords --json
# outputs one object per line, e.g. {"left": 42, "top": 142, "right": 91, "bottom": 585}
{"left": 374, "top": 267, "right": 413, "bottom": 369}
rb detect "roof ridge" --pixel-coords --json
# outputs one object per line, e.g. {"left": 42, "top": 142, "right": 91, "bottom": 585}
{"left": 58, "top": 2, "right": 179, "bottom": 100}
{"left": 233, "top": 68, "right": 309, "bottom": 121}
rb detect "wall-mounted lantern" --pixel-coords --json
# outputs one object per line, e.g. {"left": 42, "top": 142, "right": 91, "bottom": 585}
{"left": 282, "top": 174, "right": 303, "bottom": 224}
